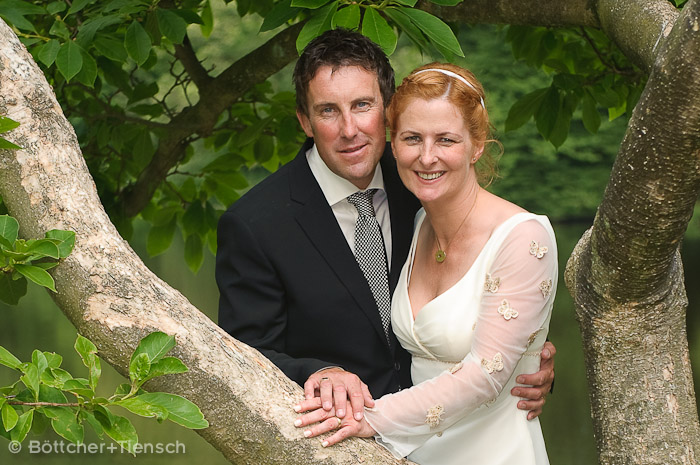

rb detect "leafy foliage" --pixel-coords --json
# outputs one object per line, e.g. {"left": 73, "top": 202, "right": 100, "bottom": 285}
{"left": 1, "top": 0, "right": 677, "bottom": 271}
{"left": 0, "top": 116, "right": 20, "bottom": 150}
{"left": 0, "top": 332, "right": 208, "bottom": 452}
{"left": 0, "top": 215, "right": 75, "bottom": 305}
{"left": 504, "top": 26, "right": 646, "bottom": 147}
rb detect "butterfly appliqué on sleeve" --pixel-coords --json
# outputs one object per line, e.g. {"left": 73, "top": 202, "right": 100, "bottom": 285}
{"left": 497, "top": 299, "right": 518, "bottom": 321}
{"left": 481, "top": 352, "right": 504, "bottom": 374}
{"left": 529, "top": 240, "right": 548, "bottom": 259}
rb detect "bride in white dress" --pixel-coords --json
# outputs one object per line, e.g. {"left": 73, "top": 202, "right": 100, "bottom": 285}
{"left": 302, "top": 63, "right": 557, "bottom": 464}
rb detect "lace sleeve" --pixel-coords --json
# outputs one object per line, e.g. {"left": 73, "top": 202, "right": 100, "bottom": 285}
{"left": 364, "top": 218, "right": 558, "bottom": 458}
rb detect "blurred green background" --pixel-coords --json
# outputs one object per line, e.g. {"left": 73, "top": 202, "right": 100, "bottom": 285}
{"left": 2, "top": 8, "right": 699, "bottom": 465}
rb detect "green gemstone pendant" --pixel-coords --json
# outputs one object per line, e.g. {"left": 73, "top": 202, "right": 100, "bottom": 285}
{"left": 435, "top": 249, "right": 446, "bottom": 263}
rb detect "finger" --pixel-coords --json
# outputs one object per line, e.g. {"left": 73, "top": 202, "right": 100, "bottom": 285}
{"left": 294, "top": 407, "right": 335, "bottom": 429}
{"left": 516, "top": 397, "right": 545, "bottom": 412}
{"left": 511, "top": 385, "right": 546, "bottom": 402}
{"left": 294, "top": 396, "right": 322, "bottom": 414}
{"left": 303, "top": 416, "right": 341, "bottom": 438}
{"left": 321, "top": 424, "right": 354, "bottom": 447}
{"left": 303, "top": 377, "right": 319, "bottom": 400}
{"left": 333, "top": 383, "right": 348, "bottom": 418}
{"left": 362, "top": 383, "right": 375, "bottom": 408}
{"left": 527, "top": 407, "right": 544, "bottom": 421}
{"left": 319, "top": 377, "right": 333, "bottom": 411}
{"left": 349, "top": 388, "right": 366, "bottom": 421}
{"left": 542, "top": 341, "right": 556, "bottom": 359}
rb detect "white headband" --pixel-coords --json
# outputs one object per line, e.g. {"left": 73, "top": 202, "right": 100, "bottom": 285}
{"left": 414, "top": 68, "right": 486, "bottom": 109}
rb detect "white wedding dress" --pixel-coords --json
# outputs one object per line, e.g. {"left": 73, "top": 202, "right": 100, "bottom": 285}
{"left": 364, "top": 210, "right": 557, "bottom": 465}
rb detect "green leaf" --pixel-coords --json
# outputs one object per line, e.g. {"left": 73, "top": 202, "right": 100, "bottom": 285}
{"left": 115, "top": 397, "right": 169, "bottom": 420}
{"left": 132, "top": 393, "right": 208, "bottom": 429}
{"left": 38, "top": 385, "right": 68, "bottom": 404}
{"left": 56, "top": 40, "right": 83, "bottom": 83}
{"left": 129, "top": 352, "right": 151, "bottom": 384}
{"left": 383, "top": 8, "right": 428, "bottom": 52}
{"left": 200, "top": 0, "right": 213, "bottom": 38}
{"left": 2, "top": 403, "right": 18, "bottom": 432}
{"left": 296, "top": 2, "right": 338, "bottom": 54}
{"left": 0, "top": 137, "right": 21, "bottom": 150}
{"left": 36, "top": 40, "right": 60, "bottom": 68}
{"left": 131, "top": 332, "right": 176, "bottom": 365}
{"left": 534, "top": 86, "right": 560, "bottom": 139}
{"left": 93, "top": 36, "right": 128, "bottom": 62}
{"left": 45, "top": 229, "right": 75, "bottom": 258}
{"left": 93, "top": 406, "right": 138, "bottom": 454}
{"left": 76, "top": 15, "right": 122, "bottom": 47}
{"left": 184, "top": 234, "right": 204, "bottom": 273}
{"left": 260, "top": 0, "right": 300, "bottom": 32}
{"left": 14, "top": 264, "right": 57, "bottom": 292}
{"left": 0, "top": 274, "right": 27, "bottom": 306}
{"left": 62, "top": 379, "right": 94, "bottom": 398}
{"left": 43, "top": 407, "right": 84, "bottom": 444}
{"left": 20, "top": 363, "right": 40, "bottom": 400}
{"left": 67, "top": 0, "right": 92, "bottom": 14}
{"left": 32, "top": 350, "right": 48, "bottom": 380}
{"left": 582, "top": 90, "right": 601, "bottom": 134}
{"left": 44, "top": 352, "right": 63, "bottom": 369}
{"left": 74, "top": 335, "right": 101, "bottom": 391}
{"left": 362, "top": 8, "right": 397, "bottom": 56}
{"left": 291, "top": 0, "right": 330, "bottom": 8}
{"left": 399, "top": 8, "right": 463, "bottom": 57}
{"left": 182, "top": 201, "right": 206, "bottom": 237}
{"left": 25, "top": 239, "right": 60, "bottom": 260}
{"left": 125, "top": 21, "right": 152, "bottom": 66}
{"left": 146, "top": 357, "right": 188, "bottom": 380}
{"left": 331, "top": 4, "right": 360, "bottom": 30}
{"left": 75, "top": 48, "right": 98, "bottom": 87}
{"left": 147, "top": 219, "right": 176, "bottom": 257}
{"left": 156, "top": 9, "right": 187, "bottom": 44}
{"left": 10, "top": 409, "right": 33, "bottom": 442}
{"left": 505, "top": 88, "right": 548, "bottom": 132}
{"left": 0, "top": 214, "right": 19, "bottom": 243}
{"left": 0, "top": 346, "right": 22, "bottom": 370}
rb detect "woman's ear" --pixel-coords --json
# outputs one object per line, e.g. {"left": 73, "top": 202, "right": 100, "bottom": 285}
{"left": 471, "top": 146, "right": 485, "bottom": 164}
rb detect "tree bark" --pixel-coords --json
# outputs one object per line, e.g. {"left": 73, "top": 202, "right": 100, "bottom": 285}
{"left": 0, "top": 19, "right": 414, "bottom": 465}
{"left": 565, "top": 0, "right": 700, "bottom": 463}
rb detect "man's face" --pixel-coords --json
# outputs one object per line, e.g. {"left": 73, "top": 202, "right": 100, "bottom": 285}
{"left": 297, "top": 65, "right": 387, "bottom": 189}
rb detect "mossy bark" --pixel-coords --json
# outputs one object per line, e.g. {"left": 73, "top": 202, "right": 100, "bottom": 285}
{"left": 566, "top": 1, "right": 700, "bottom": 463}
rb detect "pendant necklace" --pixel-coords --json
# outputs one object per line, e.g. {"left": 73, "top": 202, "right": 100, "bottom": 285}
{"left": 434, "top": 190, "right": 479, "bottom": 263}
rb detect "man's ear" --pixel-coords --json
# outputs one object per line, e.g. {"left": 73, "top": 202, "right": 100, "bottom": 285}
{"left": 296, "top": 109, "right": 314, "bottom": 138}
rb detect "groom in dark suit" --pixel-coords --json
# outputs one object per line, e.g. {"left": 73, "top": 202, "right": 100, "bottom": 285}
{"left": 216, "top": 29, "right": 554, "bottom": 430}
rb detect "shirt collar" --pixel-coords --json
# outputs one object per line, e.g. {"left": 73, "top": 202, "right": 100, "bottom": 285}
{"left": 306, "top": 143, "right": 385, "bottom": 207}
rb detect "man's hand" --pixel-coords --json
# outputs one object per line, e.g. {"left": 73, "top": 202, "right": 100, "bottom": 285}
{"left": 293, "top": 401, "right": 376, "bottom": 447}
{"left": 299, "top": 368, "right": 374, "bottom": 421}
{"left": 511, "top": 341, "right": 556, "bottom": 420}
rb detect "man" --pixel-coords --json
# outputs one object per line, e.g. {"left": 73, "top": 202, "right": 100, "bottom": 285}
{"left": 216, "top": 28, "right": 554, "bottom": 431}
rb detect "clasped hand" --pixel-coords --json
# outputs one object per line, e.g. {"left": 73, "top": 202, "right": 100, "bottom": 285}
{"left": 293, "top": 368, "right": 376, "bottom": 446}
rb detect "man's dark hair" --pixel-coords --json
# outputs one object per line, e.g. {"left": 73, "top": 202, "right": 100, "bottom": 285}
{"left": 293, "top": 28, "right": 395, "bottom": 116}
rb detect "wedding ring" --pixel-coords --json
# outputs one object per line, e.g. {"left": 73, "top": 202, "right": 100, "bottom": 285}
{"left": 320, "top": 377, "right": 330, "bottom": 382}
{"left": 335, "top": 417, "right": 342, "bottom": 428}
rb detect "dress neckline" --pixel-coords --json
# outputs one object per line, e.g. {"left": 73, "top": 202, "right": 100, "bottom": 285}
{"left": 406, "top": 210, "right": 538, "bottom": 323}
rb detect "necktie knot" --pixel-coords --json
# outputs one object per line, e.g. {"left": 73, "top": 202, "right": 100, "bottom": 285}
{"left": 347, "top": 189, "right": 377, "bottom": 217}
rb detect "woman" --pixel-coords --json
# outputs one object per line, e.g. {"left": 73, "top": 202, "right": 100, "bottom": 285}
{"left": 297, "top": 63, "right": 556, "bottom": 464}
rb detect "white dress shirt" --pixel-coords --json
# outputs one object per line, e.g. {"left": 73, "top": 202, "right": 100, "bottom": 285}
{"left": 306, "top": 144, "right": 393, "bottom": 270}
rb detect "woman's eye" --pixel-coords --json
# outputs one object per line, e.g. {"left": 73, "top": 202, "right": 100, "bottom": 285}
{"left": 439, "top": 138, "right": 455, "bottom": 144}
{"left": 403, "top": 136, "right": 420, "bottom": 143}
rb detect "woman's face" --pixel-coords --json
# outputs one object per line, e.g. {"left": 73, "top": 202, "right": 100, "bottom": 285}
{"left": 392, "top": 97, "right": 483, "bottom": 205}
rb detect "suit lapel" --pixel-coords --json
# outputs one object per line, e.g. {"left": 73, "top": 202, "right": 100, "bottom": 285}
{"left": 288, "top": 144, "right": 390, "bottom": 348}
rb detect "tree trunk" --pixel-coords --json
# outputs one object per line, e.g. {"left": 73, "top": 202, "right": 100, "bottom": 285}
{"left": 0, "top": 19, "right": 414, "bottom": 465}
{"left": 565, "top": 0, "right": 700, "bottom": 463}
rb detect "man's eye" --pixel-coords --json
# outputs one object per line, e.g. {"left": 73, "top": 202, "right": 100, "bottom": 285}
{"left": 356, "top": 101, "right": 370, "bottom": 110}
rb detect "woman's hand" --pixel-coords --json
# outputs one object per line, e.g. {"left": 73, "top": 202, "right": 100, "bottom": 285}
{"left": 294, "top": 397, "right": 376, "bottom": 447}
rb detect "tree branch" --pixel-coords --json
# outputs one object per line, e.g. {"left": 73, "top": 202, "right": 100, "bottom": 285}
{"left": 174, "top": 34, "right": 213, "bottom": 89}
{"left": 0, "top": 18, "right": 413, "bottom": 464}
{"left": 417, "top": 0, "right": 599, "bottom": 28}
{"left": 118, "top": 22, "right": 304, "bottom": 218}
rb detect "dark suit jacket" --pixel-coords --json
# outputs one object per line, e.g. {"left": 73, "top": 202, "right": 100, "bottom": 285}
{"left": 216, "top": 139, "right": 420, "bottom": 397}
